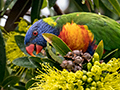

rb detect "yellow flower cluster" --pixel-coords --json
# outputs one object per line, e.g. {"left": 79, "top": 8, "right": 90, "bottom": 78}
{"left": 5, "top": 31, "right": 26, "bottom": 62}
{"left": 29, "top": 63, "right": 84, "bottom": 90}
{"left": 18, "top": 18, "right": 38, "bottom": 32}
{"left": 18, "top": 18, "right": 29, "bottom": 32}
{"left": 29, "top": 58, "right": 120, "bottom": 90}
{"left": 5, "top": 18, "right": 38, "bottom": 62}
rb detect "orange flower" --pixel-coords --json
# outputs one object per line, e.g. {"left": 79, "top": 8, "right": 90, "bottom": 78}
{"left": 59, "top": 22, "right": 94, "bottom": 52}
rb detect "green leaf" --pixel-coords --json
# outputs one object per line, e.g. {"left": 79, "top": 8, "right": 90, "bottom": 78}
{"left": 8, "top": 0, "right": 17, "bottom": 9}
{"left": 94, "top": 40, "right": 104, "bottom": 59}
{"left": 0, "top": 0, "right": 4, "bottom": 10}
{"left": 101, "top": 0, "right": 120, "bottom": 16}
{"left": 3, "top": 67, "right": 10, "bottom": 81}
{"left": 42, "top": 57, "right": 61, "bottom": 65}
{"left": 25, "top": 79, "right": 39, "bottom": 89}
{"left": 48, "top": 0, "right": 56, "bottom": 8}
{"left": 47, "top": 43, "right": 63, "bottom": 64}
{"left": 31, "top": 0, "right": 43, "bottom": 23}
{"left": 41, "top": 0, "right": 47, "bottom": 9}
{"left": 103, "top": 48, "right": 118, "bottom": 59}
{"left": 15, "top": 35, "right": 30, "bottom": 56}
{"left": 29, "top": 56, "right": 62, "bottom": 69}
{"left": 0, "top": 29, "right": 6, "bottom": 83}
{"left": 12, "top": 57, "right": 36, "bottom": 68}
{"left": 12, "top": 86, "right": 27, "bottom": 90}
{"left": 93, "top": 0, "right": 99, "bottom": 10}
{"left": 42, "top": 33, "right": 71, "bottom": 56}
{"left": 42, "top": 58, "right": 62, "bottom": 69}
{"left": 1, "top": 0, "right": 13, "bottom": 16}
{"left": 108, "top": 0, "right": 120, "bottom": 16}
{"left": 71, "top": 0, "right": 83, "bottom": 11}
{"left": 4, "top": 0, "right": 32, "bottom": 32}
{"left": 28, "top": 57, "right": 43, "bottom": 69}
{"left": 2, "top": 76, "right": 20, "bottom": 88}
{"left": 88, "top": 0, "right": 94, "bottom": 10}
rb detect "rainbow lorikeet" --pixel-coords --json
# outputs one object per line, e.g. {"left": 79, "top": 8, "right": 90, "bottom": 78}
{"left": 24, "top": 12, "right": 120, "bottom": 57}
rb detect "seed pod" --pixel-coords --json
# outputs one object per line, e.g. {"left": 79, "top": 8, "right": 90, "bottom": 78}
{"left": 72, "top": 50, "right": 81, "bottom": 56}
{"left": 73, "top": 65, "right": 82, "bottom": 72}
{"left": 99, "top": 60, "right": 104, "bottom": 64}
{"left": 67, "top": 51, "right": 73, "bottom": 56}
{"left": 74, "top": 56, "right": 83, "bottom": 64}
{"left": 60, "top": 60, "right": 68, "bottom": 68}
{"left": 67, "top": 60, "right": 74, "bottom": 69}
{"left": 61, "top": 50, "right": 92, "bottom": 72}
{"left": 82, "top": 52, "right": 92, "bottom": 62}
{"left": 64, "top": 51, "right": 73, "bottom": 59}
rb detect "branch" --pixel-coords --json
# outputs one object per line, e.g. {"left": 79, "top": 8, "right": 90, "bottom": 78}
{"left": 53, "top": 3, "right": 63, "bottom": 15}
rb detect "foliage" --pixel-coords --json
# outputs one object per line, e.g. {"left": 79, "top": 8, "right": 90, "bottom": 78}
{"left": 0, "top": 29, "right": 6, "bottom": 83}
{"left": 28, "top": 58, "right": 120, "bottom": 90}
{"left": 0, "top": 0, "right": 120, "bottom": 90}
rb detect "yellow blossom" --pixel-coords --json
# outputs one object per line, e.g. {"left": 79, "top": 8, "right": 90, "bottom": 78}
{"left": 17, "top": 18, "right": 38, "bottom": 32}
{"left": 17, "top": 18, "right": 29, "bottom": 32}
{"left": 5, "top": 31, "right": 26, "bottom": 62}
{"left": 28, "top": 58, "right": 120, "bottom": 90}
{"left": 29, "top": 63, "right": 84, "bottom": 90}
{"left": 100, "top": 72, "right": 120, "bottom": 90}
{"left": 33, "top": 19, "right": 38, "bottom": 24}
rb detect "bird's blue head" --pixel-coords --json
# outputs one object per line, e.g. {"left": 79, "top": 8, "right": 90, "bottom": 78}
{"left": 24, "top": 19, "right": 59, "bottom": 56}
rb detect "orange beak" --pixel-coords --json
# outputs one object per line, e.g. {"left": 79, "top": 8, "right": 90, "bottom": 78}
{"left": 26, "top": 44, "right": 43, "bottom": 57}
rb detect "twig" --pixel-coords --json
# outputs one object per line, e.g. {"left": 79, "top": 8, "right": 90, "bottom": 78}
{"left": 85, "top": 0, "right": 91, "bottom": 12}
{"left": 0, "top": 9, "right": 31, "bottom": 18}
{"left": 53, "top": 3, "right": 63, "bottom": 15}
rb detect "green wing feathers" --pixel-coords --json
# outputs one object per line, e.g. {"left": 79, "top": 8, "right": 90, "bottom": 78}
{"left": 43, "top": 12, "right": 120, "bottom": 52}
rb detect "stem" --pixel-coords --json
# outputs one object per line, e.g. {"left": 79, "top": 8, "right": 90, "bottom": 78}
{"left": 19, "top": 67, "right": 25, "bottom": 77}
{"left": 15, "top": 67, "right": 23, "bottom": 76}
{"left": 53, "top": 3, "right": 63, "bottom": 15}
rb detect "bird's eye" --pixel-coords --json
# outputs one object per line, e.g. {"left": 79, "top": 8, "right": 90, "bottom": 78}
{"left": 33, "top": 31, "right": 38, "bottom": 36}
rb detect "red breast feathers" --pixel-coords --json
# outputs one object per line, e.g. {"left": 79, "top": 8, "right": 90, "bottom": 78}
{"left": 58, "top": 22, "right": 94, "bottom": 52}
